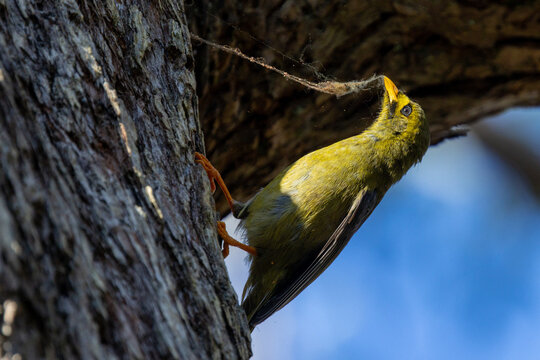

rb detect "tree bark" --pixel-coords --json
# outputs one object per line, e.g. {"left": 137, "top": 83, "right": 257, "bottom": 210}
{"left": 190, "top": 0, "right": 540, "bottom": 212}
{"left": 0, "top": 1, "right": 250, "bottom": 359}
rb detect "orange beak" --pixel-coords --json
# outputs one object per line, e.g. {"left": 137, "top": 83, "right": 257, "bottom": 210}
{"left": 383, "top": 76, "right": 399, "bottom": 103}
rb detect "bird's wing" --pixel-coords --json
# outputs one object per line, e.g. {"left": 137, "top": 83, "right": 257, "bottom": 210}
{"left": 246, "top": 188, "right": 380, "bottom": 327}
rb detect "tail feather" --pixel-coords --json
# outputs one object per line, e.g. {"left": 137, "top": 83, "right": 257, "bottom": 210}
{"left": 241, "top": 287, "right": 265, "bottom": 331}
{"left": 242, "top": 285, "right": 278, "bottom": 331}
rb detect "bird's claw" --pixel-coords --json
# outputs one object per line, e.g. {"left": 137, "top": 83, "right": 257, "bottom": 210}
{"left": 217, "top": 221, "right": 230, "bottom": 258}
{"left": 217, "top": 221, "right": 257, "bottom": 257}
{"left": 194, "top": 152, "right": 217, "bottom": 193}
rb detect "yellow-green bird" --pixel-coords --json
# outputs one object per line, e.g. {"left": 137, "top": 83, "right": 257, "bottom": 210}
{"left": 195, "top": 76, "right": 430, "bottom": 331}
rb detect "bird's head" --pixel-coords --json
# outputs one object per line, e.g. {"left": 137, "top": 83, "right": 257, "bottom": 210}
{"left": 374, "top": 76, "right": 428, "bottom": 140}
{"left": 362, "top": 75, "right": 430, "bottom": 183}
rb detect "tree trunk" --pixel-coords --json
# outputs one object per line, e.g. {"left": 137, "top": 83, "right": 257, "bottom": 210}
{"left": 0, "top": 1, "right": 250, "bottom": 359}
{"left": 190, "top": 0, "right": 540, "bottom": 212}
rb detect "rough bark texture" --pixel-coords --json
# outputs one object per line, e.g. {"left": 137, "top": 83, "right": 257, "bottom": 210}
{"left": 0, "top": 0, "right": 251, "bottom": 359}
{"left": 190, "top": 0, "right": 540, "bottom": 212}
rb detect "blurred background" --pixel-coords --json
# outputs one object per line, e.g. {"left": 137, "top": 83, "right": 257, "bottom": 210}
{"left": 225, "top": 107, "right": 540, "bottom": 360}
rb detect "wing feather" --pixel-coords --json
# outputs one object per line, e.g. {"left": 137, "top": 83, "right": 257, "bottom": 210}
{"left": 245, "top": 188, "right": 380, "bottom": 328}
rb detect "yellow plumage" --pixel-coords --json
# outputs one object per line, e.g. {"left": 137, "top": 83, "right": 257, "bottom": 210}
{"left": 238, "top": 76, "right": 430, "bottom": 329}
{"left": 195, "top": 76, "right": 430, "bottom": 330}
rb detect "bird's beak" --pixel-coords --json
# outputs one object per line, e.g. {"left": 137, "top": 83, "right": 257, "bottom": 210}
{"left": 383, "top": 76, "right": 399, "bottom": 103}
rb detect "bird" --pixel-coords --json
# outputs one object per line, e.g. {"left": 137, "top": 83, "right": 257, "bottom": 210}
{"left": 195, "top": 75, "right": 430, "bottom": 331}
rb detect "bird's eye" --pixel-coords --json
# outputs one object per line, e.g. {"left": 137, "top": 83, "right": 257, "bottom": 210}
{"left": 401, "top": 104, "right": 412, "bottom": 117}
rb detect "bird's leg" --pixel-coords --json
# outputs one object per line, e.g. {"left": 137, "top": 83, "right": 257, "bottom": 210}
{"left": 218, "top": 221, "right": 257, "bottom": 258}
{"left": 194, "top": 152, "right": 235, "bottom": 212}
{"left": 194, "top": 152, "right": 257, "bottom": 257}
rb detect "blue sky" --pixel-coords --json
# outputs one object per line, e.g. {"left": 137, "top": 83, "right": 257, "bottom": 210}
{"left": 225, "top": 107, "right": 540, "bottom": 360}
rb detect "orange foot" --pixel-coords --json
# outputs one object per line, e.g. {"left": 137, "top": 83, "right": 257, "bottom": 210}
{"left": 194, "top": 152, "right": 235, "bottom": 211}
{"left": 217, "top": 221, "right": 257, "bottom": 258}
{"left": 195, "top": 152, "right": 257, "bottom": 258}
